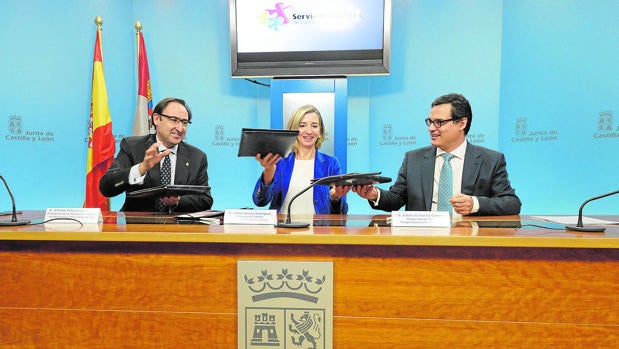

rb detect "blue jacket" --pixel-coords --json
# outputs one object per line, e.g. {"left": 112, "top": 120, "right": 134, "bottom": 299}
{"left": 252, "top": 151, "right": 348, "bottom": 214}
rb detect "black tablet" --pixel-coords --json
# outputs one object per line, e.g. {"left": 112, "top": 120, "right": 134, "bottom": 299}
{"left": 126, "top": 185, "right": 210, "bottom": 198}
{"left": 311, "top": 172, "right": 392, "bottom": 186}
{"left": 237, "top": 128, "right": 298, "bottom": 158}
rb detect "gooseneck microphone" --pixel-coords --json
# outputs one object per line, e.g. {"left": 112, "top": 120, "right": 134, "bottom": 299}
{"left": 278, "top": 177, "right": 331, "bottom": 228}
{"left": 565, "top": 189, "right": 619, "bottom": 232}
{"left": 0, "top": 175, "right": 30, "bottom": 226}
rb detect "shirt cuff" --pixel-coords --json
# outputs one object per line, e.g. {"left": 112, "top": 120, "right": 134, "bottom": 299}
{"left": 370, "top": 188, "right": 381, "bottom": 206}
{"left": 471, "top": 196, "right": 480, "bottom": 213}
{"left": 129, "top": 164, "right": 146, "bottom": 185}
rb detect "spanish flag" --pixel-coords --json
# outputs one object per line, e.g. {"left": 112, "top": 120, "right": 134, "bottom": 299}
{"left": 85, "top": 17, "right": 115, "bottom": 211}
{"left": 132, "top": 23, "right": 154, "bottom": 136}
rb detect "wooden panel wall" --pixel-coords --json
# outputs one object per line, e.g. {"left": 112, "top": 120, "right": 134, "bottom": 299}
{"left": 0, "top": 242, "right": 617, "bottom": 348}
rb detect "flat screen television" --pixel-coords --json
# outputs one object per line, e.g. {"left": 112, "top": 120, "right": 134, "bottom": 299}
{"left": 229, "top": 0, "right": 391, "bottom": 78}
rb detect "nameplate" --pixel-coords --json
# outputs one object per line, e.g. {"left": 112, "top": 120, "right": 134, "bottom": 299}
{"left": 223, "top": 209, "right": 277, "bottom": 225}
{"left": 44, "top": 208, "right": 102, "bottom": 224}
{"left": 391, "top": 211, "right": 451, "bottom": 227}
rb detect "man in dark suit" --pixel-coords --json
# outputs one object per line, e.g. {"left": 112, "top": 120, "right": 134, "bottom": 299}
{"left": 99, "top": 97, "right": 213, "bottom": 212}
{"left": 353, "top": 93, "right": 521, "bottom": 216}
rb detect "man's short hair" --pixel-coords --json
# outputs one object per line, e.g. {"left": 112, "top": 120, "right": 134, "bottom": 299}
{"left": 431, "top": 93, "right": 472, "bottom": 135}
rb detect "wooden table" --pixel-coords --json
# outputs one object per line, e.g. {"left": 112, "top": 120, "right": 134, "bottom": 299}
{"left": 0, "top": 211, "right": 617, "bottom": 348}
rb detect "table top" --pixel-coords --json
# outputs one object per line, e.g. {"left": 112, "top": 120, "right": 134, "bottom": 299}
{"left": 1, "top": 211, "right": 618, "bottom": 248}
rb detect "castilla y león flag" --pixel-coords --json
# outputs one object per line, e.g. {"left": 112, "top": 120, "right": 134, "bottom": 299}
{"left": 132, "top": 29, "right": 154, "bottom": 136}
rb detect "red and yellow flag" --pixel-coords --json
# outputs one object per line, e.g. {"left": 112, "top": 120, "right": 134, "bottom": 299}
{"left": 85, "top": 20, "right": 115, "bottom": 211}
{"left": 132, "top": 26, "right": 153, "bottom": 136}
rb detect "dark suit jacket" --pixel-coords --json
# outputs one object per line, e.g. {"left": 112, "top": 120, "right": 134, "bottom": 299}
{"left": 374, "top": 143, "right": 521, "bottom": 215}
{"left": 99, "top": 134, "right": 213, "bottom": 212}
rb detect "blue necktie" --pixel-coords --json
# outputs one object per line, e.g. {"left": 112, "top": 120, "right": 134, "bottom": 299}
{"left": 437, "top": 153, "right": 454, "bottom": 212}
{"left": 158, "top": 155, "right": 171, "bottom": 212}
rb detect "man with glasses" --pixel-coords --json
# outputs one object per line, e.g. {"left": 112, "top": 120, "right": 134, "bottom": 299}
{"left": 100, "top": 97, "right": 213, "bottom": 212}
{"left": 352, "top": 93, "right": 521, "bottom": 216}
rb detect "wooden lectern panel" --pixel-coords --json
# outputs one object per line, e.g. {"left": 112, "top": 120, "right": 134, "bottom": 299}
{"left": 1, "top": 241, "right": 617, "bottom": 348}
{"left": 0, "top": 213, "right": 618, "bottom": 348}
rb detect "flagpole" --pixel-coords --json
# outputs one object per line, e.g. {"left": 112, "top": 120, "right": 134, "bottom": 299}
{"left": 95, "top": 16, "right": 103, "bottom": 54}
{"left": 95, "top": 15, "right": 110, "bottom": 212}
{"left": 135, "top": 21, "right": 142, "bottom": 72}
{"left": 135, "top": 21, "right": 141, "bottom": 129}
{"left": 132, "top": 20, "right": 154, "bottom": 135}
{"left": 97, "top": 15, "right": 109, "bottom": 212}
{"left": 85, "top": 15, "right": 115, "bottom": 212}
{"left": 96, "top": 15, "right": 110, "bottom": 212}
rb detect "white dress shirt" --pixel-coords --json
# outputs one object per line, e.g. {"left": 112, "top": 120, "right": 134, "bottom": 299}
{"left": 281, "top": 159, "right": 315, "bottom": 214}
{"left": 373, "top": 140, "right": 480, "bottom": 215}
{"left": 432, "top": 141, "right": 479, "bottom": 216}
{"left": 129, "top": 140, "right": 178, "bottom": 185}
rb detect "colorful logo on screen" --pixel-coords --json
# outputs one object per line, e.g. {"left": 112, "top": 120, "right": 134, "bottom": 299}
{"left": 258, "top": 2, "right": 292, "bottom": 30}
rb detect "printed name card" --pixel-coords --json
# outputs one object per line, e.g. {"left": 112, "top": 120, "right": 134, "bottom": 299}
{"left": 224, "top": 209, "right": 278, "bottom": 225}
{"left": 44, "top": 208, "right": 102, "bottom": 224}
{"left": 391, "top": 211, "right": 451, "bottom": 227}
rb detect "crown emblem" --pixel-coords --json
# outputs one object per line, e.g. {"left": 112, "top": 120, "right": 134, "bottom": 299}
{"left": 243, "top": 268, "right": 326, "bottom": 303}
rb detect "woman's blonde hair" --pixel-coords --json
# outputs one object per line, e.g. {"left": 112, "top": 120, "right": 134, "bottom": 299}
{"left": 286, "top": 104, "right": 326, "bottom": 152}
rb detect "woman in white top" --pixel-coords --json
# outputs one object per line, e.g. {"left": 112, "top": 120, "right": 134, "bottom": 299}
{"left": 252, "top": 104, "right": 348, "bottom": 214}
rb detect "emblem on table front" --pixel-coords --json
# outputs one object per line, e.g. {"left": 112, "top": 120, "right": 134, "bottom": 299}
{"left": 289, "top": 311, "right": 322, "bottom": 349}
{"left": 238, "top": 261, "right": 333, "bottom": 349}
{"left": 250, "top": 312, "right": 280, "bottom": 346}
{"left": 244, "top": 268, "right": 326, "bottom": 303}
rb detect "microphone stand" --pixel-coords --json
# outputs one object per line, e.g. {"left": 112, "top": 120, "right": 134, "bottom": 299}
{"left": 278, "top": 177, "right": 330, "bottom": 228}
{"left": 0, "top": 175, "right": 30, "bottom": 226}
{"left": 565, "top": 189, "right": 619, "bottom": 232}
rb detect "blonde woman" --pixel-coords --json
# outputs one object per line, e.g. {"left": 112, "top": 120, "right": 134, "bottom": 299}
{"left": 252, "top": 104, "right": 348, "bottom": 214}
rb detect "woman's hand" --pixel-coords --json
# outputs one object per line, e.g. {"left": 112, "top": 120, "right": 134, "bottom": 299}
{"left": 330, "top": 185, "right": 351, "bottom": 199}
{"left": 255, "top": 153, "right": 281, "bottom": 185}
{"left": 255, "top": 153, "right": 281, "bottom": 169}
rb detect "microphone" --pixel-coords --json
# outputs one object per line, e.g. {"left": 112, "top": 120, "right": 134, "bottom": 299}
{"left": 0, "top": 175, "right": 30, "bottom": 226}
{"left": 278, "top": 176, "right": 331, "bottom": 228}
{"left": 565, "top": 189, "right": 619, "bottom": 232}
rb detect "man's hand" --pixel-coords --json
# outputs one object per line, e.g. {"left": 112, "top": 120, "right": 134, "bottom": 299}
{"left": 352, "top": 185, "right": 378, "bottom": 200}
{"left": 160, "top": 195, "right": 180, "bottom": 207}
{"left": 139, "top": 143, "right": 171, "bottom": 175}
{"left": 450, "top": 193, "right": 473, "bottom": 215}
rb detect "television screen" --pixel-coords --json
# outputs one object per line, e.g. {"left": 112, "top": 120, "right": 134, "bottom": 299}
{"left": 229, "top": 0, "right": 391, "bottom": 78}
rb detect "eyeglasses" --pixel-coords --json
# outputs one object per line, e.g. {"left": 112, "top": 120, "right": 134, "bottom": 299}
{"left": 424, "top": 117, "right": 458, "bottom": 128}
{"left": 158, "top": 113, "right": 191, "bottom": 126}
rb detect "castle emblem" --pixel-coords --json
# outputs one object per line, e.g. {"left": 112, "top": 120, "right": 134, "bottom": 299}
{"left": 515, "top": 117, "right": 527, "bottom": 136}
{"left": 215, "top": 124, "right": 224, "bottom": 141}
{"left": 9, "top": 115, "right": 23, "bottom": 135}
{"left": 382, "top": 124, "right": 392, "bottom": 140}
{"left": 598, "top": 111, "right": 613, "bottom": 131}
